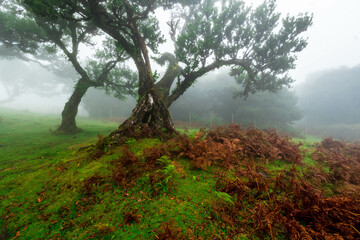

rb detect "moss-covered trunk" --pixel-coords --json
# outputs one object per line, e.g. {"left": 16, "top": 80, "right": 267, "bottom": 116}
{"left": 56, "top": 80, "right": 89, "bottom": 133}
{"left": 110, "top": 88, "right": 175, "bottom": 139}
{"left": 108, "top": 49, "right": 176, "bottom": 139}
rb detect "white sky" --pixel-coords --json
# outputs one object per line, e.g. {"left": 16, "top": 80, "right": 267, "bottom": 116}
{"left": 268, "top": 0, "right": 360, "bottom": 84}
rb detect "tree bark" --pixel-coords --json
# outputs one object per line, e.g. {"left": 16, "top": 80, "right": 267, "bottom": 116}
{"left": 110, "top": 88, "right": 175, "bottom": 139}
{"left": 56, "top": 79, "right": 89, "bottom": 133}
{"left": 108, "top": 50, "right": 176, "bottom": 139}
{"left": 154, "top": 53, "right": 182, "bottom": 105}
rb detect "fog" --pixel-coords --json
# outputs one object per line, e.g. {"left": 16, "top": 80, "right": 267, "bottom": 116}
{"left": 251, "top": 0, "right": 360, "bottom": 84}
{"left": 295, "top": 65, "right": 360, "bottom": 140}
{"left": 82, "top": 69, "right": 302, "bottom": 132}
{"left": 1, "top": 0, "right": 360, "bottom": 139}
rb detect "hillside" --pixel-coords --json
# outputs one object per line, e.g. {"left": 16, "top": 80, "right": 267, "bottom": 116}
{"left": 0, "top": 108, "right": 359, "bottom": 239}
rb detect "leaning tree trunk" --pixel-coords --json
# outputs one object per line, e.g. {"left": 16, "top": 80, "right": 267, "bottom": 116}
{"left": 108, "top": 46, "right": 176, "bottom": 140}
{"left": 110, "top": 88, "right": 175, "bottom": 140}
{"left": 56, "top": 80, "right": 89, "bottom": 133}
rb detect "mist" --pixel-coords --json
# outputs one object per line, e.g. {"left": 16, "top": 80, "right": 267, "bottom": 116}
{"left": 1, "top": 0, "right": 360, "bottom": 138}
{"left": 79, "top": 68, "right": 302, "bottom": 136}
{"left": 0, "top": 59, "right": 82, "bottom": 114}
{"left": 295, "top": 65, "right": 360, "bottom": 140}
{"left": 3, "top": 1, "right": 360, "bottom": 239}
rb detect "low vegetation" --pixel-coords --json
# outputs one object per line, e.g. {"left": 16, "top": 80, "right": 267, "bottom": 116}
{"left": 1, "top": 109, "right": 359, "bottom": 239}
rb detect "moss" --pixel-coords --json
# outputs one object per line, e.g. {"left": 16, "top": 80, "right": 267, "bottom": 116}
{"left": 1, "top": 108, "right": 359, "bottom": 239}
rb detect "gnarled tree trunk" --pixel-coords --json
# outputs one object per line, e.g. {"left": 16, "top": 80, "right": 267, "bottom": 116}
{"left": 110, "top": 88, "right": 175, "bottom": 139}
{"left": 56, "top": 80, "right": 89, "bottom": 133}
{"left": 154, "top": 53, "right": 182, "bottom": 104}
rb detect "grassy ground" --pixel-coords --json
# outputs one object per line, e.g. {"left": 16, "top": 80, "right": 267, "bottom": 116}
{"left": 0, "top": 108, "right": 118, "bottom": 238}
{"left": 2, "top": 108, "right": 359, "bottom": 239}
{"left": 0, "top": 108, "right": 118, "bottom": 168}
{"left": 0, "top": 109, "right": 219, "bottom": 239}
{"left": 0, "top": 109, "right": 225, "bottom": 239}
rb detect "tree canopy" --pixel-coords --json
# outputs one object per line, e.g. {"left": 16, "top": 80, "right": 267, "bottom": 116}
{"left": 1, "top": 0, "right": 138, "bottom": 132}
{"left": 12, "top": 0, "right": 312, "bottom": 136}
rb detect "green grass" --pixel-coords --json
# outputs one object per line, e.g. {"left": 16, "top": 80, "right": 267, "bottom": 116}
{"left": 0, "top": 109, "right": 222, "bottom": 239}
{"left": 292, "top": 135, "right": 321, "bottom": 167}
{"left": 0, "top": 108, "right": 339, "bottom": 239}
{"left": 0, "top": 107, "right": 118, "bottom": 167}
{"left": 292, "top": 135, "right": 321, "bottom": 147}
{"left": 0, "top": 108, "right": 119, "bottom": 238}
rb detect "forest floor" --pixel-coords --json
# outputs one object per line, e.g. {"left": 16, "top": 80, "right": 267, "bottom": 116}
{"left": 1, "top": 108, "right": 360, "bottom": 239}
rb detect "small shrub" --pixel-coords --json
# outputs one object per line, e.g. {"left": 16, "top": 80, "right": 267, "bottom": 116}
{"left": 149, "top": 156, "right": 176, "bottom": 195}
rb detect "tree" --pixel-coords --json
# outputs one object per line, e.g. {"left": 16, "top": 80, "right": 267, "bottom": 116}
{"left": 2, "top": 1, "right": 137, "bottom": 133}
{"left": 20, "top": 0, "right": 312, "bottom": 137}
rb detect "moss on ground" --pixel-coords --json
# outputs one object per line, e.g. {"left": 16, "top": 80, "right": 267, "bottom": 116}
{"left": 2, "top": 108, "right": 358, "bottom": 240}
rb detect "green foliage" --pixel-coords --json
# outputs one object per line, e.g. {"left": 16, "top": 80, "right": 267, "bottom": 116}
{"left": 13, "top": 0, "right": 312, "bottom": 111}
{"left": 85, "top": 37, "right": 137, "bottom": 99}
{"left": 139, "top": 17, "right": 165, "bottom": 53}
{"left": 149, "top": 70, "right": 160, "bottom": 82}
{"left": 2, "top": 0, "right": 137, "bottom": 134}
{"left": 92, "top": 0, "right": 168, "bottom": 54}
{"left": 175, "top": 0, "right": 312, "bottom": 96}
{"left": 2, "top": 0, "right": 136, "bottom": 95}
{"left": 214, "top": 191, "right": 234, "bottom": 206}
{"left": 125, "top": 137, "right": 137, "bottom": 146}
{"left": 156, "top": 155, "right": 172, "bottom": 166}
{"left": 154, "top": 156, "right": 176, "bottom": 193}
{"left": 0, "top": 4, "right": 48, "bottom": 53}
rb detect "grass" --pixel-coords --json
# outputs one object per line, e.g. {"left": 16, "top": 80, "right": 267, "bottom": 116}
{"left": 0, "top": 109, "right": 222, "bottom": 239}
{"left": 3, "top": 108, "right": 353, "bottom": 240}
{"left": 0, "top": 108, "right": 119, "bottom": 239}
{"left": 0, "top": 108, "right": 118, "bottom": 168}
